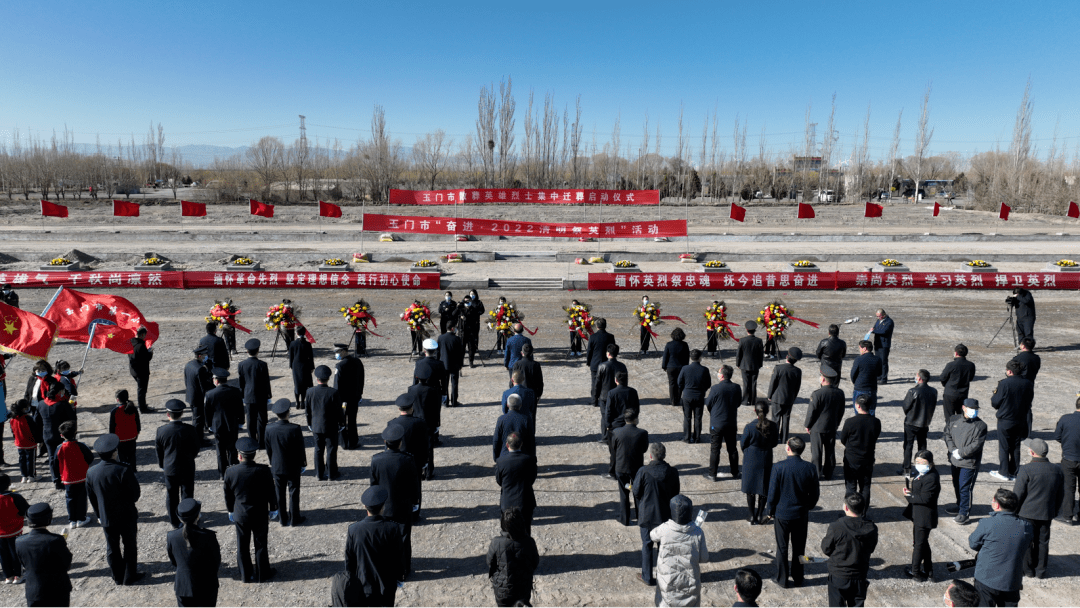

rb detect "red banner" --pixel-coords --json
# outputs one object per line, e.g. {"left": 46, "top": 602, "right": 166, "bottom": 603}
{"left": 363, "top": 213, "right": 686, "bottom": 238}
{"left": 181, "top": 200, "right": 207, "bottom": 217}
{"left": 1068, "top": 201, "right": 1079, "bottom": 219}
{"left": 389, "top": 188, "right": 659, "bottom": 206}
{"left": 590, "top": 272, "right": 834, "bottom": 290}
{"left": 113, "top": 200, "right": 140, "bottom": 217}
{"left": 183, "top": 271, "right": 440, "bottom": 290}
{"left": 0, "top": 271, "right": 185, "bottom": 289}
{"left": 42, "top": 288, "right": 160, "bottom": 354}
{"left": 590, "top": 271, "right": 1080, "bottom": 290}
{"left": 0, "top": 302, "right": 58, "bottom": 360}
{"left": 999, "top": 202, "right": 1011, "bottom": 221}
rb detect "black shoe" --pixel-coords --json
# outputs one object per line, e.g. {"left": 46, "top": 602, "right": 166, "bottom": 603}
{"left": 903, "top": 567, "right": 928, "bottom": 582}
{"left": 1055, "top": 516, "right": 1075, "bottom": 526}
{"left": 292, "top": 515, "right": 307, "bottom": 526}
{"left": 600, "top": 473, "right": 617, "bottom": 481}
{"left": 954, "top": 514, "right": 971, "bottom": 525}
{"left": 703, "top": 474, "right": 718, "bottom": 482}
{"left": 124, "top": 572, "right": 146, "bottom": 586}
{"left": 259, "top": 568, "right": 277, "bottom": 583}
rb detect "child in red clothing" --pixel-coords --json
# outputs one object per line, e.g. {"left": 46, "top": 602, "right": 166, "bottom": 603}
{"left": 55, "top": 421, "right": 94, "bottom": 528}
{"left": 8, "top": 400, "right": 39, "bottom": 483}
{"left": 0, "top": 473, "right": 29, "bottom": 584}
{"left": 108, "top": 389, "right": 141, "bottom": 470}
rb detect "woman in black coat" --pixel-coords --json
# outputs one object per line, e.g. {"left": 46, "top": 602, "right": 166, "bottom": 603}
{"left": 167, "top": 498, "right": 221, "bottom": 607}
{"left": 741, "top": 400, "right": 779, "bottom": 525}
{"left": 486, "top": 507, "right": 539, "bottom": 607}
{"left": 661, "top": 328, "right": 690, "bottom": 407}
{"left": 902, "top": 450, "right": 940, "bottom": 582}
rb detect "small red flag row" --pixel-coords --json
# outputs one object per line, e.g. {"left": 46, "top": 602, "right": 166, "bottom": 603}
{"left": 37, "top": 199, "right": 345, "bottom": 219}
{"left": 725, "top": 201, "right": 1080, "bottom": 223}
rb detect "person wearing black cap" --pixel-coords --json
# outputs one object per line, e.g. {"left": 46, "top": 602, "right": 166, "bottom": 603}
{"left": 944, "top": 398, "right": 987, "bottom": 525}
{"left": 594, "top": 344, "right": 626, "bottom": 442}
{"left": 205, "top": 368, "right": 245, "bottom": 479}
{"left": 437, "top": 319, "right": 465, "bottom": 407}
{"left": 990, "top": 359, "right": 1034, "bottom": 481}
{"left": 157, "top": 399, "right": 201, "bottom": 529}
{"left": 408, "top": 363, "right": 442, "bottom": 460}
{"left": 265, "top": 398, "right": 307, "bottom": 527}
{"left": 1009, "top": 287, "right": 1036, "bottom": 345}
{"left": 184, "top": 344, "right": 214, "bottom": 441}
{"left": 200, "top": 320, "right": 230, "bottom": 371}
{"left": 109, "top": 389, "right": 141, "bottom": 470}
{"left": 815, "top": 324, "right": 847, "bottom": 383}
{"left": 651, "top": 494, "right": 709, "bottom": 606}
{"left": 767, "top": 347, "right": 803, "bottom": 444}
{"left": 705, "top": 365, "right": 741, "bottom": 480}
{"left": 287, "top": 326, "right": 315, "bottom": 412}
{"left": 677, "top": 349, "right": 711, "bottom": 445}
{"left": 370, "top": 424, "right": 420, "bottom": 581}
{"left": 900, "top": 369, "right": 938, "bottom": 477}
{"left": 804, "top": 364, "right": 846, "bottom": 481}
{"left": 344, "top": 486, "right": 405, "bottom": 606}
{"left": 389, "top": 394, "right": 431, "bottom": 483}
{"left": 495, "top": 432, "right": 538, "bottom": 537}
{"left": 0, "top": 473, "right": 30, "bottom": 584}
{"left": 15, "top": 503, "right": 72, "bottom": 607}
{"left": 940, "top": 344, "right": 976, "bottom": 421}
{"left": 86, "top": 433, "right": 143, "bottom": 585}
{"left": 333, "top": 343, "right": 365, "bottom": 451}
{"left": 128, "top": 326, "right": 155, "bottom": 414}
{"left": 238, "top": 338, "right": 272, "bottom": 450}
{"left": 736, "top": 320, "right": 764, "bottom": 406}
{"left": 224, "top": 436, "right": 278, "bottom": 583}
{"left": 1013, "top": 437, "right": 1064, "bottom": 578}
{"left": 306, "top": 365, "right": 343, "bottom": 481}
{"left": 766, "top": 436, "right": 819, "bottom": 589}
{"left": 167, "top": 498, "right": 221, "bottom": 607}
{"left": 840, "top": 393, "right": 882, "bottom": 505}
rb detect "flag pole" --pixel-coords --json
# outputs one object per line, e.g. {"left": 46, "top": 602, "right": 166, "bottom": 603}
{"left": 41, "top": 286, "right": 64, "bottom": 317}
{"left": 359, "top": 199, "right": 366, "bottom": 254}
{"left": 79, "top": 322, "right": 98, "bottom": 372}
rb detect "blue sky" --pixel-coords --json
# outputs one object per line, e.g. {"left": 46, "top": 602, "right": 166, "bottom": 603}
{"left": 3, "top": 0, "right": 1079, "bottom": 162}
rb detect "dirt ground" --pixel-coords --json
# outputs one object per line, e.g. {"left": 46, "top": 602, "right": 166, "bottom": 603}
{"left": 1, "top": 283, "right": 1078, "bottom": 607}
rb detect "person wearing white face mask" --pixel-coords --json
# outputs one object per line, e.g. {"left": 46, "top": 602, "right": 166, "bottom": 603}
{"left": 438, "top": 292, "right": 457, "bottom": 335}
{"left": 902, "top": 451, "right": 941, "bottom": 582}
{"left": 944, "top": 399, "right": 987, "bottom": 525}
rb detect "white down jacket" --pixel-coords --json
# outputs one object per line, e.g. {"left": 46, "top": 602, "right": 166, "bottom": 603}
{"left": 649, "top": 520, "right": 709, "bottom": 606}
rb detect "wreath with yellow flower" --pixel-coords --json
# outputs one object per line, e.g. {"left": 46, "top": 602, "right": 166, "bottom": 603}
{"left": 341, "top": 299, "right": 381, "bottom": 337}
{"left": 324, "top": 258, "right": 347, "bottom": 266}
{"left": 401, "top": 301, "right": 434, "bottom": 339}
{"left": 966, "top": 260, "right": 991, "bottom": 268}
{"left": 564, "top": 301, "right": 594, "bottom": 340}
{"left": 141, "top": 257, "right": 165, "bottom": 266}
{"left": 880, "top": 259, "right": 902, "bottom": 267}
{"left": 755, "top": 300, "right": 820, "bottom": 341}
{"left": 704, "top": 301, "right": 737, "bottom": 339}
{"left": 206, "top": 300, "right": 251, "bottom": 333}
{"left": 48, "top": 257, "right": 73, "bottom": 266}
{"left": 614, "top": 260, "right": 637, "bottom": 268}
{"left": 265, "top": 301, "right": 301, "bottom": 332}
{"left": 703, "top": 260, "right": 727, "bottom": 268}
{"left": 488, "top": 301, "right": 536, "bottom": 336}
{"left": 232, "top": 257, "right": 256, "bottom": 266}
{"left": 636, "top": 302, "right": 685, "bottom": 338}
{"left": 1054, "top": 259, "right": 1077, "bottom": 267}
{"left": 791, "top": 260, "right": 817, "bottom": 268}
{"left": 414, "top": 259, "right": 438, "bottom": 268}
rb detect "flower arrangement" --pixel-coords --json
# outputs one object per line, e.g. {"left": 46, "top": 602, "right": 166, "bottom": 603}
{"left": 265, "top": 301, "right": 300, "bottom": 332}
{"left": 636, "top": 302, "right": 662, "bottom": 328}
{"left": 323, "top": 258, "right": 347, "bottom": 266}
{"left": 679, "top": 253, "right": 696, "bottom": 259}
{"left": 401, "top": 301, "right": 433, "bottom": 339}
{"left": 614, "top": 260, "right": 636, "bottom": 268}
{"left": 414, "top": 259, "right": 438, "bottom": 268}
{"left": 791, "top": 260, "right": 816, "bottom": 268}
{"left": 341, "top": 299, "right": 379, "bottom": 335}
{"left": 352, "top": 252, "right": 370, "bottom": 263}
{"left": 232, "top": 257, "right": 255, "bottom": 266}
{"left": 564, "top": 301, "right": 594, "bottom": 340}
{"left": 1054, "top": 259, "right": 1078, "bottom": 267}
{"left": 488, "top": 300, "right": 525, "bottom": 336}
{"left": 445, "top": 253, "right": 463, "bottom": 263}
{"left": 141, "top": 257, "right": 165, "bottom": 266}
{"left": 880, "top": 259, "right": 902, "bottom": 267}
{"left": 966, "top": 260, "right": 991, "bottom": 268}
{"left": 703, "top": 260, "right": 727, "bottom": 268}
{"left": 48, "top": 257, "right": 73, "bottom": 266}
{"left": 758, "top": 301, "right": 794, "bottom": 341}
{"left": 206, "top": 300, "right": 251, "bottom": 333}
{"left": 704, "top": 301, "right": 734, "bottom": 339}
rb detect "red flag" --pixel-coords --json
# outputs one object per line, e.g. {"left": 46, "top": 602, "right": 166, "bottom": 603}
{"left": 113, "top": 199, "right": 140, "bottom": 217}
{"left": 249, "top": 199, "right": 274, "bottom": 218}
{"left": 181, "top": 200, "right": 207, "bottom": 217}
{"left": 0, "top": 302, "right": 57, "bottom": 361}
{"left": 999, "top": 202, "right": 1011, "bottom": 221}
{"left": 797, "top": 203, "right": 815, "bottom": 219}
{"left": 729, "top": 203, "right": 746, "bottom": 222}
{"left": 40, "top": 200, "right": 68, "bottom": 218}
{"left": 1068, "top": 201, "right": 1079, "bottom": 219}
{"left": 933, "top": 202, "right": 941, "bottom": 217}
{"left": 319, "top": 201, "right": 342, "bottom": 218}
{"left": 41, "top": 288, "right": 159, "bottom": 354}
{"left": 864, "top": 202, "right": 883, "bottom": 218}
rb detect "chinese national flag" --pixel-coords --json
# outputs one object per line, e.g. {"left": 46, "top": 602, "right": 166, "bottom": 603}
{"left": 797, "top": 203, "right": 816, "bottom": 219}
{"left": 864, "top": 202, "right": 883, "bottom": 218}
{"left": 933, "top": 202, "right": 941, "bottom": 217}
{"left": 1068, "top": 201, "right": 1079, "bottom": 218}
{"left": 113, "top": 199, "right": 140, "bottom": 217}
{"left": 999, "top": 202, "right": 1011, "bottom": 221}
{"left": 181, "top": 200, "right": 207, "bottom": 217}
{"left": 0, "top": 302, "right": 57, "bottom": 361}
{"left": 42, "top": 288, "right": 159, "bottom": 354}
{"left": 249, "top": 199, "right": 274, "bottom": 218}
{"left": 319, "top": 201, "right": 342, "bottom": 218}
{"left": 729, "top": 203, "right": 746, "bottom": 222}
{"left": 40, "top": 200, "right": 68, "bottom": 218}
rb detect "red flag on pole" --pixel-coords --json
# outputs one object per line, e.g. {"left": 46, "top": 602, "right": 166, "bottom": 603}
{"left": 181, "top": 200, "right": 207, "bottom": 217}
{"left": 999, "top": 202, "right": 1011, "bottom": 221}
{"left": 249, "top": 199, "right": 274, "bottom": 218}
{"left": 40, "top": 200, "right": 68, "bottom": 218}
{"left": 729, "top": 203, "right": 746, "bottom": 222}
{"left": 0, "top": 302, "right": 58, "bottom": 361}
{"left": 797, "top": 203, "right": 815, "bottom": 219}
{"left": 41, "top": 288, "right": 159, "bottom": 354}
{"left": 933, "top": 202, "right": 941, "bottom": 217}
{"left": 1068, "top": 201, "right": 1079, "bottom": 218}
{"left": 864, "top": 202, "right": 883, "bottom": 218}
{"left": 319, "top": 201, "right": 342, "bottom": 218}
{"left": 113, "top": 199, "right": 140, "bottom": 217}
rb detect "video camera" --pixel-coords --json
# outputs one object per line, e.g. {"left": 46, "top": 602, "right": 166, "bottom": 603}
{"left": 1005, "top": 295, "right": 1019, "bottom": 308}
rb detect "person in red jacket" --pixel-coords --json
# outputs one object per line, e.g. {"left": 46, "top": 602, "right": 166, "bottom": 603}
{"left": 108, "top": 390, "right": 141, "bottom": 470}
{"left": 8, "top": 400, "right": 39, "bottom": 483}
{"left": 55, "top": 421, "right": 95, "bottom": 529}
{"left": 0, "top": 473, "right": 30, "bottom": 584}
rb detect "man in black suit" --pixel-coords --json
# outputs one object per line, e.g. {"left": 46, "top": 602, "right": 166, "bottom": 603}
{"left": 156, "top": 399, "right": 200, "bottom": 529}
{"left": 990, "top": 360, "right": 1035, "bottom": 480}
{"left": 414, "top": 338, "right": 447, "bottom": 398}
{"left": 237, "top": 338, "right": 272, "bottom": 449}
{"left": 901, "top": 369, "right": 938, "bottom": 477}
{"left": 1014, "top": 438, "right": 1065, "bottom": 578}
{"left": 940, "top": 343, "right": 976, "bottom": 420}
{"left": 902, "top": 450, "right": 941, "bottom": 582}
{"left": 804, "top": 365, "right": 847, "bottom": 480}
{"left": 849, "top": 340, "right": 882, "bottom": 416}
{"left": 662, "top": 327, "right": 690, "bottom": 407}
{"left": 767, "top": 346, "right": 803, "bottom": 443}
{"left": 345, "top": 487, "right": 405, "bottom": 606}
{"left": 200, "top": 320, "right": 230, "bottom": 371}
{"left": 287, "top": 326, "right": 315, "bottom": 411}
{"left": 586, "top": 318, "right": 617, "bottom": 405}
{"left": 815, "top": 324, "right": 847, "bottom": 380}
{"left": 334, "top": 343, "right": 365, "bottom": 451}
{"left": 495, "top": 432, "right": 538, "bottom": 536}
{"left": 705, "top": 364, "right": 742, "bottom": 480}
{"left": 736, "top": 321, "right": 764, "bottom": 405}
{"left": 513, "top": 343, "right": 544, "bottom": 407}
{"left": 205, "top": 368, "right": 245, "bottom": 479}
{"left": 1010, "top": 337, "right": 1040, "bottom": 383}
{"left": 494, "top": 394, "right": 534, "bottom": 460}
{"left": 677, "top": 349, "right": 711, "bottom": 444}
{"left": 633, "top": 442, "right": 680, "bottom": 586}
{"left": 1054, "top": 398, "right": 1080, "bottom": 527}
{"left": 437, "top": 320, "right": 465, "bottom": 407}
{"left": 265, "top": 399, "right": 308, "bottom": 527}
{"left": 306, "top": 365, "right": 342, "bottom": 481}
{"left": 370, "top": 425, "right": 420, "bottom": 580}
{"left": 605, "top": 371, "right": 640, "bottom": 478}
{"left": 86, "top": 434, "right": 143, "bottom": 585}
{"left": 612, "top": 409, "right": 649, "bottom": 526}
{"left": 184, "top": 344, "right": 214, "bottom": 441}
{"left": 224, "top": 437, "right": 278, "bottom": 583}
{"left": 390, "top": 395, "right": 431, "bottom": 484}
{"left": 128, "top": 326, "right": 154, "bottom": 413}
{"left": 438, "top": 291, "right": 457, "bottom": 334}
{"left": 840, "top": 394, "right": 882, "bottom": 505}
{"left": 167, "top": 498, "right": 221, "bottom": 607}
{"left": 767, "top": 437, "right": 820, "bottom": 589}
{"left": 458, "top": 292, "right": 485, "bottom": 368}
{"left": 870, "top": 308, "right": 894, "bottom": 384}
{"left": 1010, "top": 287, "right": 1036, "bottom": 345}
{"left": 15, "top": 503, "right": 72, "bottom": 606}
{"left": 594, "top": 344, "right": 627, "bottom": 442}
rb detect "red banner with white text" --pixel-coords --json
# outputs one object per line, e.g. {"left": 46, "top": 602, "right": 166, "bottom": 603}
{"left": 589, "top": 271, "right": 1080, "bottom": 290}
{"left": 389, "top": 188, "right": 659, "bottom": 205}
{"left": 0, "top": 270, "right": 440, "bottom": 290}
{"left": 363, "top": 213, "right": 686, "bottom": 238}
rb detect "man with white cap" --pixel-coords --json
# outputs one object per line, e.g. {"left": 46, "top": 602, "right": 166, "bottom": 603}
{"left": 344, "top": 486, "right": 405, "bottom": 606}
{"left": 224, "top": 436, "right": 278, "bottom": 583}
{"left": 334, "top": 343, "right": 365, "bottom": 451}
{"left": 86, "top": 433, "right": 143, "bottom": 585}
{"left": 1013, "top": 437, "right": 1064, "bottom": 578}
{"left": 238, "top": 338, "right": 272, "bottom": 450}
{"left": 156, "top": 399, "right": 200, "bottom": 529}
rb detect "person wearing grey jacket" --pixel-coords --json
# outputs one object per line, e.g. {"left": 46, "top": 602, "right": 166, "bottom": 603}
{"left": 1013, "top": 438, "right": 1064, "bottom": 579}
{"left": 944, "top": 398, "right": 988, "bottom": 524}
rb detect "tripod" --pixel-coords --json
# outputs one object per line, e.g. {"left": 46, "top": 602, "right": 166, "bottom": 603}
{"left": 987, "top": 305, "right": 1017, "bottom": 348}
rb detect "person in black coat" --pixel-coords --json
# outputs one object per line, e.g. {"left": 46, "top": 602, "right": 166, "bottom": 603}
{"left": 458, "top": 291, "right": 485, "bottom": 368}
{"left": 204, "top": 369, "right": 245, "bottom": 479}
{"left": 848, "top": 340, "right": 882, "bottom": 415}
{"left": 677, "top": 349, "right": 711, "bottom": 443}
{"left": 15, "top": 503, "right": 72, "bottom": 607}
{"left": 612, "top": 410, "right": 648, "bottom": 526}
{"left": 494, "top": 395, "right": 534, "bottom": 461}
{"left": 901, "top": 369, "right": 938, "bottom": 477}
{"left": 840, "top": 394, "right": 882, "bottom": 505}
{"left": 990, "top": 360, "right": 1035, "bottom": 479}
{"left": 766, "top": 437, "right": 820, "bottom": 588}
{"left": 742, "top": 401, "right": 779, "bottom": 524}
{"left": 409, "top": 366, "right": 443, "bottom": 457}
{"left": 632, "top": 443, "right": 680, "bottom": 586}
{"left": 1010, "top": 287, "right": 1036, "bottom": 344}
{"left": 38, "top": 382, "right": 76, "bottom": 489}
{"left": 437, "top": 320, "right": 465, "bottom": 407}
{"left": 706, "top": 365, "right": 742, "bottom": 480}
{"left": 1010, "top": 338, "right": 1040, "bottom": 382}
{"left": 370, "top": 425, "right": 420, "bottom": 581}
{"left": 1014, "top": 438, "right": 1065, "bottom": 578}
{"left": 636, "top": 295, "right": 652, "bottom": 354}
{"left": 495, "top": 432, "right": 538, "bottom": 535}
{"left": 820, "top": 493, "right": 879, "bottom": 607}
{"left": 237, "top": 338, "right": 272, "bottom": 450}
{"left": 0, "top": 284, "right": 18, "bottom": 309}
{"left": 940, "top": 343, "right": 976, "bottom": 420}
{"left": 661, "top": 328, "right": 690, "bottom": 407}
{"left": 870, "top": 308, "right": 894, "bottom": 384}
{"left": 390, "top": 395, "right": 431, "bottom": 482}
{"left": 586, "top": 318, "right": 617, "bottom": 404}
{"left": 513, "top": 343, "right": 544, "bottom": 406}
{"left": 902, "top": 450, "right": 941, "bottom": 582}
{"left": 736, "top": 321, "right": 764, "bottom": 405}
{"left": 594, "top": 344, "right": 627, "bottom": 441}
{"left": 345, "top": 487, "right": 405, "bottom": 606}
{"left": 766, "top": 346, "right": 803, "bottom": 443}
{"left": 334, "top": 343, "right": 365, "bottom": 450}
{"left": 605, "top": 372, "right": 640, "bottom": 478}
{"left": 224, "top": 437, "right": 278, "bottom": 583}
{"left": 306, "top": 365, "right": 342, "bottom": 481}
{"left": 128, "top": 326, "right": 154, "bottom": 413}
{"left": 200, "top": 321, "right": 230, "bottom": 372}
{"left": 156, "top": 400, "right": 201, "bottom": 529}
{"left": 287, "top": 327, "right": 315, "bottom": 411}
{"left": 264, "top": 399, "right": 308, "bottom": 527}
{"left": 438, "top": 291, "right": 457, "bottom": 334}
{"left": 167, "top": 498, "right": 221, "bottom": 607}
{"left": 184, "top": 344, "right": 214, "bottom": 439}
{"left": 414, "top": 339, "right": 447, "bottom": 401}
{"left": 804, "top": 365, "right": 847, "bottom": 480}
{"left": 86, "top": 434, "right": 143, "bottom": 585}
{"left": 486, "top": 507, "right": 540, "bottom": 607}
{"left": 815, "top": 324, "right": 847, "bottom": 380}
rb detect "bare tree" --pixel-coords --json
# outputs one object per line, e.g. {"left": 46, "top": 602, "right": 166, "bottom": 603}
{"left": 523, "top": 91, "right": 536, "bottom": 187}
{"left": 413, "top": 130, "right": 450, "bottom": 190}
{"left": 908, "top": 83, "right": 935, "bottom": 202}
{"left": 887, "top": 109, "right": 903, "bottom": 198}
{"left": 356, "top": 104, "right": 403, "bottom": 202}
{"left": 497, "top": 77, "right": 516, "bottom": 186}
{"left": 818, "top": 94, "right": 837, "bottom": 194}
{"left": 168, "top": 148, "right": 184, "bottom": 199}
{"left": 247, "top": 135, "right": 284, "bottom": 199}
{"left": 475, "top": 85, "right": 496, "bottom": 187}
{"left": 569, "top": 96, "right": 583, "bottom": 187}
{"left": 1008, "top": 79, "right": 1034, "bottom": 210}
{"left": 293, "top": 135, "right": 311, "bottom": 201}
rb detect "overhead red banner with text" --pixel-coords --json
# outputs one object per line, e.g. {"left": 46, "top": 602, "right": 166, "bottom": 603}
{"left": 0, "top": 270, "right": 440, "bottom": 290}
{"left": 389, "top": 188, "right": 659, "bottom": 205}
{"left": 589, "top": 271, "right": 1080, "bottom": 290}
{"left": 363, "top": 213, "right": 686, "bottom": 238}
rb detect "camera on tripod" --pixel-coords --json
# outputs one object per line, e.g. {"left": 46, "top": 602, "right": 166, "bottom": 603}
{"left": 1005, "top": 295, "right": 1019, "bottom": 308}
